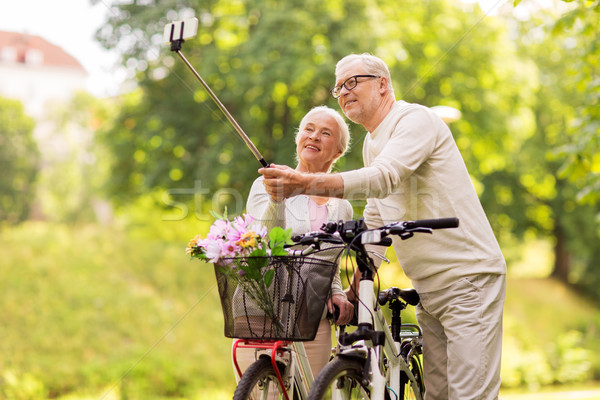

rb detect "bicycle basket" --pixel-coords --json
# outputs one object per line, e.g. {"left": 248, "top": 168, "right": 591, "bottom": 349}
{"left": 214, "top": 251, "right": 339, "bottom": 341}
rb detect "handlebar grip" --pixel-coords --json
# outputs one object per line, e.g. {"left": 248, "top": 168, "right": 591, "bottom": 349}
{"left": 379, "top": 237, "right": 393, "bottom": 247}
{"left": 409, "top": 218, "right": 459, "bottom": 229}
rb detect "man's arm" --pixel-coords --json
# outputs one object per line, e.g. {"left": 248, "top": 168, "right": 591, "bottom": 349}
{"left": 259, "top": 164, "right": 345, "bottom": 201}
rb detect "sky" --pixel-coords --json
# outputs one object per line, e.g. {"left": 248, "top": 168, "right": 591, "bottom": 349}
{"left": 0, "top": 0, "right": 124, "bottom": 97}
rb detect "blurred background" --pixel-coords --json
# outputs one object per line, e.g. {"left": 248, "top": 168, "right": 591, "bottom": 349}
{"left": 0, "top": 0, "right": 599, "bottom": 398}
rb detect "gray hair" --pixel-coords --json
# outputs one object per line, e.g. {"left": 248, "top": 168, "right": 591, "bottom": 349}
{"left": 335, "top": 53, "right": 394, "bottom": 95}
{"left": 295, "top": 106, "right": 351, "bottom": 167}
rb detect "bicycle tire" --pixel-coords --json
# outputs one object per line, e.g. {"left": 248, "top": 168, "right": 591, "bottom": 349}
{"left": 308, "top": 357, "right": 371, "bottom": 400}
{"left": 399, "top": 349, "right": 424, "bottom": 400}
{"left": 233, "top": 356, "right": 291, "bottom": 400}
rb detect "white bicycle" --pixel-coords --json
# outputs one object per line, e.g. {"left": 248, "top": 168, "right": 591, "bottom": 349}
{"left": 295, "top": 217, "right": 459, "bottom": 400}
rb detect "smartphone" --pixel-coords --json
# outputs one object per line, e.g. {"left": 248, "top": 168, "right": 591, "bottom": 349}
{"left": 163, "top": 17, "right": 198, "bottom": 44}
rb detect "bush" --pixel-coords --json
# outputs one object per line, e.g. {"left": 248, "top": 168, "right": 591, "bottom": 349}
{"left": 501, "top": 278, "right": 598, "bottom": 390}
{"left": 0, "top": 221, "right": 236, "bottom": 399}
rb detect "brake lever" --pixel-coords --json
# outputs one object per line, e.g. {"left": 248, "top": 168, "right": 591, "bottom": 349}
{"left": 367, "top": 250, "right": 390, "bottom": 264}
{"left": 399, "top": 227, "right": 433, "bottom": 240}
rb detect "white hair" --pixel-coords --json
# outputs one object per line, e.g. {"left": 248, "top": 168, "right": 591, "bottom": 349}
{"left": 335, "top": 53, "right": 394, "bottom": 94}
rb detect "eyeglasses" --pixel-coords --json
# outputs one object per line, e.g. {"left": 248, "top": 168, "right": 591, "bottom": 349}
{"left": 330, "top": 75, "right": 380, "bottom": 99}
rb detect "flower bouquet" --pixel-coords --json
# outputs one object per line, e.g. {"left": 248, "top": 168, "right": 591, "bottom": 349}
{"left": 186, "top": 211, "right": 294, "bottom": 337}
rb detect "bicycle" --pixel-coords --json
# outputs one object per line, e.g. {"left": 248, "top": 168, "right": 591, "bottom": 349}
{"left": 291, "top": 217, "right": 460, "bottom": 400}
{"left": 217, "top": 245, "right": 346, "bottom": 400}
{"left": 224, "top": 217, "right": 458, "bottom": 399}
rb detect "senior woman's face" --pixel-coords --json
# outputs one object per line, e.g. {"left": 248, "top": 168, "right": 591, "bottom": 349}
{"left": 296, "top": 111, "right": 343, "bottom": 173}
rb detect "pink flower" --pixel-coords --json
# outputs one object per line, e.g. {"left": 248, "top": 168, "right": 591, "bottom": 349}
{"left": 229, "top": 214, "right": 255, "bottom": 242}
{"left": 209, "top": 219, "right": 233, "bottom": 240}
{"left": 220, "top": 240, "right": 242, "bottom": 258}
{"left": 253, "top": 224, "right": 268, "bottom": 239}
{"left": 205, "top": 238, "right": 224, "bottom": 263}
{"left": 196, "top": 237, "right": 209, "bottom": 248}
{"left": 233, "top": 214, "right": 255, "bottom": 231}
{"left": 227, "top": 226, "right": 242, "bottom": 243}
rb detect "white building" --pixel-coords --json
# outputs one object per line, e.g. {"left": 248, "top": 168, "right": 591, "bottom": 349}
{"left": 0, "top": 30, "right": 113, "bottom": 223}
{"left": 0, "top": 30, "right": 87, "bottom": 119}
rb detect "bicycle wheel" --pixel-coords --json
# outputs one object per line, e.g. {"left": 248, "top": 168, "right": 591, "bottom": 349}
{"left": 308, "top": 357, "right": 371, "bottom": 400}
{"left": 399, "top": 350, "right": 424, "bottom": 400}
{"left": 233, "top": 356, "right": 291, "bottom": 400}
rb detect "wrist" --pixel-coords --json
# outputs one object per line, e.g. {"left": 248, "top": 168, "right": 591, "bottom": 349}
{"left": 299, "top": 171, "right": 311, "bottom": 195}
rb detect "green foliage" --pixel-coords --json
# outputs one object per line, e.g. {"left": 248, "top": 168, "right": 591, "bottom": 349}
{"left": 1, "top": 370, "right": 48, "bottom": 400}
{"left": 502, "top": 278, "right": 600, "bottom": 389}
{"left": 0, "top": 221, "right": 235, "bottom": 399}
{"left": 93, "top": 0, "right": 555, "bottom": 239}
{"left": 0, "top": 97, "right": 39, "bottom": 224}
{"left": 471, "top": 2, "right": 600, "bottom": 298}
{"left": 36, "top": 92, "right": 114, "bottom": 223}
{"left": 1, "top": 220, "right": 600, "bottom": 398}
{"left": 95, "top": 0, "right": 379, "bottom": 205}
{"left": 268, "top": 226, "right": 293, "bottom": 256}
{"left": 553, "top": 0, "right": 600, "bottom": 204}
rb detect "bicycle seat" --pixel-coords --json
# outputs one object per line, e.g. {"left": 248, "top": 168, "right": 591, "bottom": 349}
{"left": 378, "top": 287, "right": 420, "bottom": 306}
{"left": 398, "top": 288, "right": 420, "bottom": 306}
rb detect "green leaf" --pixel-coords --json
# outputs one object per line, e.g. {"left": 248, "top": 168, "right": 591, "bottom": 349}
{"left": 245, "top": 253, "right": 268, "bottom": 280}
{"left": 268, "top": 226, "right": 294, "bottom": 256}
{"left": 270, "top": 245, "right": 286, "bottom": 256}
{"left": 249, "top": 247, "right": 268, "bottom": 258}
{"left": 209, "top": 207, "right": 227, "bottom": 220}
{"left": 264, "top": 269, "right": 274, "bottom": 288}
{"left": 268, "top": 227, "right": 294, "bottom": 253}
{"left": 268, "top": 226, "right": 286, "bottom": 244}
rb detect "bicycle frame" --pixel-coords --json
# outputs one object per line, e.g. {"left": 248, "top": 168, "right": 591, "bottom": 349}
{"left": 333, "top": 276, "right": 423, "bottom": 400}
{"left": 373, "top": 286, "right": 423, "bottom": 400}
{"left": 233, "top": 338, "right": 315, "bottom": 400}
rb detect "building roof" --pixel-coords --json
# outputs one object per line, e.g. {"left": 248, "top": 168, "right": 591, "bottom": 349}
{"left": 0, "top": 30, "right": 85, "bottom": 70}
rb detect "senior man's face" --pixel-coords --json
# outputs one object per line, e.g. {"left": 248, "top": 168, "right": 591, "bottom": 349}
{"left": 335, "top": 59, "right": 379, "bottom": 125}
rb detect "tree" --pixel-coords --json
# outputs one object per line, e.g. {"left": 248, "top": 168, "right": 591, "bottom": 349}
{"left": 93, "top": 0, "right": 599, "bottom": 298}
{"left": 94, "top": 0, "right": 531, "bottom": 213}
{"left": 477, "top": 1, "right": 600, "bottom": 298}
{"left": 0, "top": 97, "right": 39, "bottom": 224}
{"left": 94, "top": 0, "right": 379, "bottom": 209}
{"left": 36, "top": 92, "right": 113, "bottom": 223}
{"left": 553, "top": 0, "right": 600, "bottom": 205}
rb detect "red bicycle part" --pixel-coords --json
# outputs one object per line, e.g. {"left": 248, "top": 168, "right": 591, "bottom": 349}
{"left": 232, "top": 338, "right": 292, "bottom": 400}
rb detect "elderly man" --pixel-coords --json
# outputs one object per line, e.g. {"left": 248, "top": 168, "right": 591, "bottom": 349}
{"left": 260, "top": 53, "right": 506, "bottom": 400}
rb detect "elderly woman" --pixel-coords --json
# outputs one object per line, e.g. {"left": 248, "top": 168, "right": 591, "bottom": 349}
{"left": 236, "top": 105, "right": 355, "bottom": 379}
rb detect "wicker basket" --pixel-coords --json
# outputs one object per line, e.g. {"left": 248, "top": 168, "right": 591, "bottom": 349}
{"left": 214, "top": 252, "right": 338, "bottom": 341}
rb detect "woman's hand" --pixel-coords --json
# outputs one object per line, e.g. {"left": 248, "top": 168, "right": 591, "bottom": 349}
{"left": 328, "top": 294, "right": 354, "bottom": 326}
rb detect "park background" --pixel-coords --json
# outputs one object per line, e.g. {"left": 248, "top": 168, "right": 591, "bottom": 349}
{"left": 1, "top": 0, "right": 599, "bottom": 398}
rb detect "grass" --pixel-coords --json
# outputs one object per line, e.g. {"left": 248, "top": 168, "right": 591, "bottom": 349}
{"left": 1, "top": 221, "right": 599, "bottom": 399}
{"left": 500, "top": 382, "right": 600, "bottom": 399}
{"left": 0, "top": 221, "right": 237, "bottom": 399}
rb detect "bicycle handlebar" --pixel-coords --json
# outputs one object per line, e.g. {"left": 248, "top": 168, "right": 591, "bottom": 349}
{"left": 401, "top": 217, "right": 459, "bottom": 230}
{"left": 290, "top": 217, "right": 459, "bottom": 248}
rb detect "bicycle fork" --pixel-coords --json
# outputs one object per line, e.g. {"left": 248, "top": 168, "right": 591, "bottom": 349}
{"left": 338, "top": 277, "right": 387, "bottom": 399}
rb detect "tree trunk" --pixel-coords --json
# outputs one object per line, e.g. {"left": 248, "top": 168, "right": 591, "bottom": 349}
{"left": 551, "top": 223, "right": 571, "bottom": 283}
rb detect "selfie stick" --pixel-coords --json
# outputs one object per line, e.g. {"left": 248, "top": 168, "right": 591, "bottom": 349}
{"left": 164, "top": 18, "right": 268, "bottom": 167}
